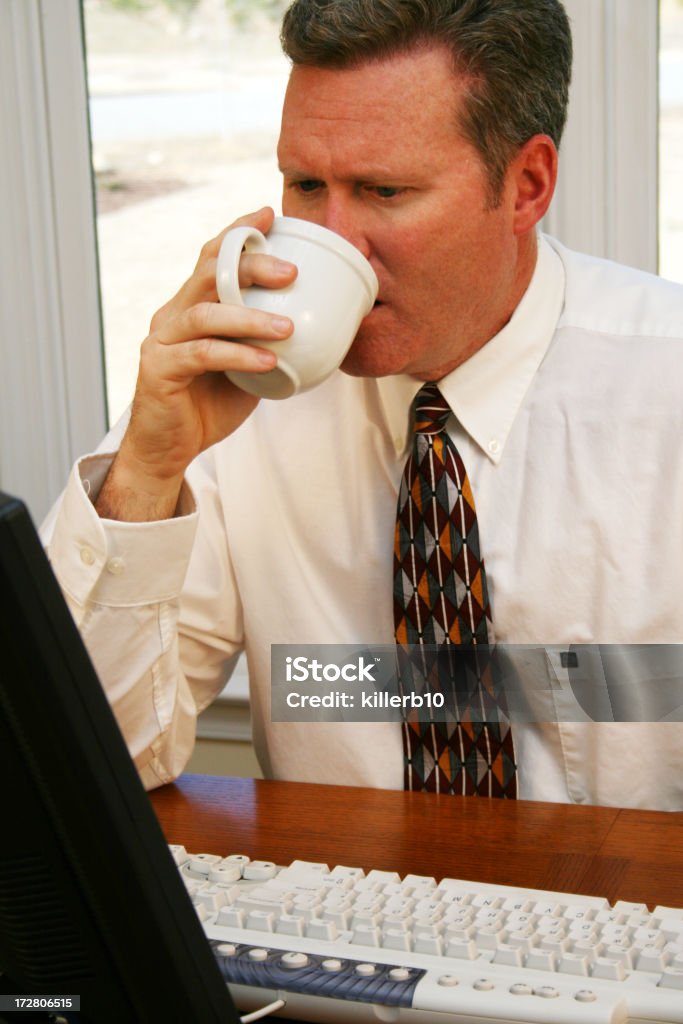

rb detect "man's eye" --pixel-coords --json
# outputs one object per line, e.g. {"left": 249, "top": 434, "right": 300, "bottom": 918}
{"left": 295, "top": 179, "right": 322, "bottom": 193}
{"left": 372, "top": 186, "right": 402, "bottom": 199}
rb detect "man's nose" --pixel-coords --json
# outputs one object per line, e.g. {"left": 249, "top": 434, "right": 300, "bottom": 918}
{"left": 321, "top": 197, "right": 372, "bottom": 260}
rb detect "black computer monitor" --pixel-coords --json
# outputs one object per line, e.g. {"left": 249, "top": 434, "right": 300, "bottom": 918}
{"left": 0, "top": 491, "right": 240, "bottom": 1024}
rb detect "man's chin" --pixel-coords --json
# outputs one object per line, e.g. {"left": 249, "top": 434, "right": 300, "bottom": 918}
{"left": 340, "top": 346, "right": 393, "bottom": 379}
{"left": 340, "top": 322, "right": 407, "bottom": 378}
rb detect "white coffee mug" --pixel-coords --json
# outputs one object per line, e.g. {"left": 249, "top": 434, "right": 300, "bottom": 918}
{"left": 216, "top": 216, "right": 378, "bottom": 399}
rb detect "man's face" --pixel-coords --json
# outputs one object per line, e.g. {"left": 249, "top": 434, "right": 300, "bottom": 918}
{"left": 278, "top": 46, "right": 534, "bottom": 380}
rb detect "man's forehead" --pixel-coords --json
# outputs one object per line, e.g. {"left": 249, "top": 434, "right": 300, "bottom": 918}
{"left": 278, "top": 49, "right": 463, "bottom": 164}
{"left": 281, "top": 46, "right": 460, "bottom": 118}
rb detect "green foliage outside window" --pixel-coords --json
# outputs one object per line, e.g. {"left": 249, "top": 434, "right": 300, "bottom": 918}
{"left": 106, "top": 0, "right": 289, "bottom": 22}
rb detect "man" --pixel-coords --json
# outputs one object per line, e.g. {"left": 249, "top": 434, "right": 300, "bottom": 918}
{"left": 43, "top": 0, "right": 683, "bottom": 807}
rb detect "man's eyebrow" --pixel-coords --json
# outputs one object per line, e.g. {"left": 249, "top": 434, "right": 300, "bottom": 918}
{"left": 278, "top": 165, "right": 420, "bottom": 184}
{"left": 278, "top": 166, "right": 316, "bottom": 177}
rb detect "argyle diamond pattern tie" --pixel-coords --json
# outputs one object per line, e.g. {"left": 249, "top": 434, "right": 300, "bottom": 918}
{"left": 393, "top": 383, "right": 518, "bottom": 797}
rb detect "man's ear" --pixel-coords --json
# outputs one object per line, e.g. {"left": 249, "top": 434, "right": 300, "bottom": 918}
{"left": 510, "top": 134, "right": 558, "bottom": 235}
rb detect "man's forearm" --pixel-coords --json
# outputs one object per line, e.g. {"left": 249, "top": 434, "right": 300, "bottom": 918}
{"left": 95, "top": 452, "right": 184, "bottom": 522}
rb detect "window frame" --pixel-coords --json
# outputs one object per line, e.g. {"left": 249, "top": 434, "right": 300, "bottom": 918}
{"left": 0, "top": 0, "right": 106, "bottom": 522}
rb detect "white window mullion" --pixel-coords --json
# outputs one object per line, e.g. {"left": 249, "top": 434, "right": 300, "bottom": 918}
{"left": 544, "top": 0, "right": 658, "bottom": 274}
{"left": 0, "top": 0, "right": 106, "bottom": 523}
{"left": 609, "top": 0, "right": 658, "bottom": 270}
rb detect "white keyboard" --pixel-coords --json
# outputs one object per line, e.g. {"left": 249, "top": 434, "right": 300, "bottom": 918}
{"left": 171, "top": 846, "right": 683, "bottom": 1023}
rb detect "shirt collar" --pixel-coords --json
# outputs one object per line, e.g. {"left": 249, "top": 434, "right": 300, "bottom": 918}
{"left": 377, "top": 234, "right": 566, "bottom": 464}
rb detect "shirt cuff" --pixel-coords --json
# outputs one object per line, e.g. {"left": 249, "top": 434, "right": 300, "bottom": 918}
{"left": 47, "top": 454, "right": 199, "bottom": 608}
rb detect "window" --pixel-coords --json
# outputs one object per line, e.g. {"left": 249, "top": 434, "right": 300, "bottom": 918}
{"left": 82, "top": 0, "right": 290, "bottom": 425}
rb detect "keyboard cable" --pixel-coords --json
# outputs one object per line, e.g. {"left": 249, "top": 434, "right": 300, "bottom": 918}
{"left": 239, "top": 997, "right": 287, "bottom": 1022}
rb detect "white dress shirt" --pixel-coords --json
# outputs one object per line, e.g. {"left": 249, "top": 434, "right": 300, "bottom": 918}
{"left": 43, "top": 235, "right": 683, "bottom": 808}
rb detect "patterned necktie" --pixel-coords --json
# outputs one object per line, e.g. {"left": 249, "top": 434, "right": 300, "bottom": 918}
{"left": 393, "top": 383, "right": 517, "bottom": 797}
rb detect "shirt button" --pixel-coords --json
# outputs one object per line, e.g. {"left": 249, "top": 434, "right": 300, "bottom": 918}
{"left": 106, "top": 556, "right": 125, "bottom": 575}
{"left": 394, "top": 436, "right": 404, "bottom": 453}
{"left": 488, "top": 439, "right": 500, "bottom": 455}
{"left": 79, "top": 545, "right": 95, "bottom": 566}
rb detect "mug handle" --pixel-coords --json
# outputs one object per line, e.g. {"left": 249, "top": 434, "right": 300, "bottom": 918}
{"left": 215, "top": 226, "right": 270, "bottom": 306}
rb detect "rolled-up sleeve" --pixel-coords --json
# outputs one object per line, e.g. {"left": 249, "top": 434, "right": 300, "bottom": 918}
{"left": 42, "top": 451, "right": 241, "bottom": 789}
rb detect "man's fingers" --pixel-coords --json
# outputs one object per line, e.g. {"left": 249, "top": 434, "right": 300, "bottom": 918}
{"left": 141, "top": 299, "right": 294, "bottom": 384}
{"left": 155, "top": 301, "right": 293, "bottom": 348}
{"left": 162, "top": 252, "right": 296, "bottom": 322}
{"left": 142, "top": 334, "right": 279, "bottom": 382}
{"left": 199, "top": 206, "right": 276, "bottom": 262}
{"left": 150, "top": 216, "right": 296, "bottom": 331}
{"left": 237, "top": 252, "right": 298, "bottom": 289}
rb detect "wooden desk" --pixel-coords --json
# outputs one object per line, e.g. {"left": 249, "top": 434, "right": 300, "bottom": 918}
{"left": 150, "top": 774, "right": 683, "bottom": 909}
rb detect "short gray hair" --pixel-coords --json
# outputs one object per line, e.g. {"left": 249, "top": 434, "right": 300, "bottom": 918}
{"left": 280, "top": 0, "right": 572, "bottom": 205}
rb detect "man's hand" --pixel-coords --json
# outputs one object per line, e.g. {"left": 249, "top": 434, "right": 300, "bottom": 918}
{"left": 96, "top": 207, "right": 296, "bottom": 522}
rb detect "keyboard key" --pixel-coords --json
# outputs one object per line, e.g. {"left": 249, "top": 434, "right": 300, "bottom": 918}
{"left": 502, "top": 897, "right": 534, "bottom": 913}
{"left": 168, "top": 844, "right": 188, "bottom": 866}
{"left": 188, "top": 853, "right": 222, "bottom": 875}
{"left": 492, "top": 943, "right": 524, "bottom": 967}
{"left": 329, "top": 865, "right": 365, "bottom": 882}
{"left": 471, "top": 924, "right": 503, "bottom": 951}
{"left": 603, "top": 942, "right": 634, "bottom": 968}
{"left": 381, "top": 927, "right": 412, "bottom": 952}
{"left": 193, "top": 884, "right": 232, "bottom": 913}
{"left": 564, "top": 905, "right": 597, "bottom": 922}
{"left": 599, "top": 923, "right": 634, "bottom": 942}
{"left": 243, "top": 860, "right": 278, "bottom": 881}
{"left": 613, "top": 900, "right": 649, "bottom": 916}
{"left": 533, "top": 901, "right": 563, "bottom": 918}
{"left": 509, "top": 982, "right": 534, "bottom": 995}
{"left": 413, "top": 933, "right": 444, "bottom": 956}
{"left": 557, "top": 951, "right": 590, "bottom": 976}
{"left": 444, "top": 923, "right": 476, "bottom": 943}
{"left": 321, "top": 906, "right": 353, "bottom": 929}
{"left": 225, "top": 854, "right": 250, "bottom": 867}
{"left": 444, "top": 937, "right": 478, "bottom": 960}
{"left": 306, "top": 919, "right": 338, "bottom": 941}
{"left": 534, "top": 985, "right": 560, "bottom": 999}
{"left": 539, "top": 932, "right": 570, "bottom": 954}
{"left": 352, "top": 924, "right": 382, "bottom": 947}
{"left": 537, "top": 917, "right": 568, "bottom": 936}
{"left": 405, "top": 874, "right": 437, "bottom": 888}
{"left": 208, "top": 862, "right": 243, "bottom": 884}
{"left": 274, "top": 914, "right": 305, "bottom": 937}
{"left": 438, "top": 890, "right": 473, "bottom": 908}
{"left": 635, "top": 945, "right": 671, "bottom": 972}
{"left": 389, "top": 967, "right": 413, "bottom": 982}
{"left": 321, "top": 958, "right": 344, "bottom": 972}
{"left": 659, "top": 967, "right": 683, "bottom": 990}
{"left": 659, "top": 919, "right": 683, "bottom": 941}
{"left": 505, "top": 911, "right": 535, "bottom": 931}
{"left": 505, "top": 927, "right": 536, "bottom": 951}
{"left": 383, "top": 895, "right": 415, "bottom": 916}
{"left": 591, "top": 956, "right": 627, "bottom": 981}
{"left": 235, "top": 890, "right": 293, "bottom": 915}
{"left": 281, "top": 951, "right": 309, "bottom": 969}
{"left": 245, "top": 910, "right": 276, "bottom": 932}
{"left": 472, "top": 893, "right": 504, "bottom": 910}
{"left": 524, "top": 948, "right": 557, "bottom": 972}
{"left": 365, "top": 870, "right": 401, "bottom": 886}
{"left": 216, "top": 906, "right": 245, "bottom": 929}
